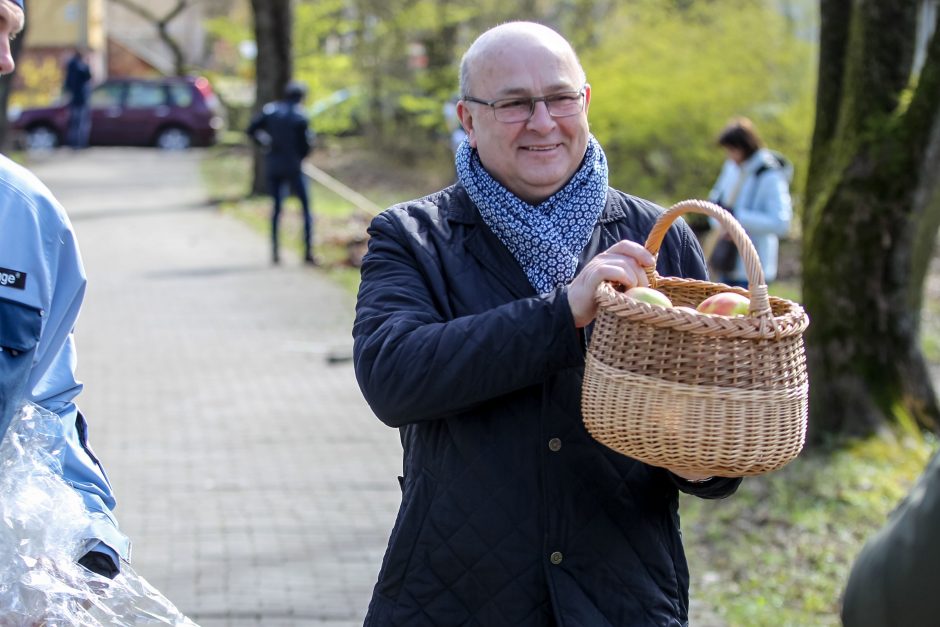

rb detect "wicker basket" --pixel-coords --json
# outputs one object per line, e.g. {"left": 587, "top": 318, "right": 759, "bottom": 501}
{"left": 581, "top": 199, "right": 809, "bottom": 477}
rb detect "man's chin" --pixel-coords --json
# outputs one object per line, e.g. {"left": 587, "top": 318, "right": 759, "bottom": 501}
{"left": 515, "top": 178, "right": 568, "bottom": 204}
{"left": 523, "top": 167, "right": 577, "bottom": 192}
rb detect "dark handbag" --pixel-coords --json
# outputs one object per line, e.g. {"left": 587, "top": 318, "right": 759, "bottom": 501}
{"left": 708, "top": 234, "right": 738, "bottom": 274}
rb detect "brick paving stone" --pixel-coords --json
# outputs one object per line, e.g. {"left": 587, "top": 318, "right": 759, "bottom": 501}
{"left": 26, "top": 148, "right": 402, "bottom": 626}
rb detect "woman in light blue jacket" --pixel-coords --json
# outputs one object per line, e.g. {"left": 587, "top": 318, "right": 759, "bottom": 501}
{"left": 707, "top": 117, "right": 793, "bottom": 286}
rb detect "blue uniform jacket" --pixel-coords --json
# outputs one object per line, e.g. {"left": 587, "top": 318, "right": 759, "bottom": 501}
{"left": 0, "top": 155, "right": 130, "bottom": 567}
{"left": 353, "top": 184, "right": 742, "bottom": 626}
{"left": 246, "top": 100, "right": 313, "bottom": 178}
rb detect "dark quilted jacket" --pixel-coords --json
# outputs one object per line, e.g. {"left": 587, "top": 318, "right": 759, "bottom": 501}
{"left": 353, "top": 185, "right": 742, "bottom": 627}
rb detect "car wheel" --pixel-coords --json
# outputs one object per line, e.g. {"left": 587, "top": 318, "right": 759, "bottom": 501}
{"left": 26, "top": 125, "right": 59, "bottom": 151}
{"left": 155, "top": 127, "right": 191, "bottom": 150}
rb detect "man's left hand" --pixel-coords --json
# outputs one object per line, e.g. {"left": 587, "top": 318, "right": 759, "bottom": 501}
{"left": 567, "top": 239, "right": 655, "bottom": 328}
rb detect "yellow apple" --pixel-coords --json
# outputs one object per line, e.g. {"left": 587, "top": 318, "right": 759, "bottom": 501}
{"left": 625, "top": 286, "right": 673, "bottom": 308}
{"left": 697, "top": 292, "right": 750, "bottom": 316}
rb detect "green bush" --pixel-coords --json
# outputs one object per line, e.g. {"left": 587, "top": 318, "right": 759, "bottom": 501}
{"left": 582, "top": 0, "right": 816, "bottom": 208}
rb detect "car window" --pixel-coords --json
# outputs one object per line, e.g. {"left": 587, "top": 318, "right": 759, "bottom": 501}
{"left": 126, "top": 83, "right": 166, "bottom": 109}
{"left": 89, "top": 83, "right": 123, "bottom": 108}
{"left": 168, "top": 84, "right": 194, "bottom": 108}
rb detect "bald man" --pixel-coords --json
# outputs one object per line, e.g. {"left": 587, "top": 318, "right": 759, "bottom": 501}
{"left": 353, "top": 21, "right": 741, "bottom": 626}
{"left": 0, "top": 0, "right": 130, "bottom": 579}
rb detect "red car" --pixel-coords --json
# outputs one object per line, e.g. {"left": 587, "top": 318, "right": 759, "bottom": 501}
{"left": 11, "top": 76, "right": 224, "bottom": 150}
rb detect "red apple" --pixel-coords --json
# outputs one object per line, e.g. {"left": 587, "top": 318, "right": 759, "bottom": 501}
{"left": 625, "top": 286, "right": 673, "bottom": 308}
{"left": 697, "top": 292, "right": 750, "bottom": 316}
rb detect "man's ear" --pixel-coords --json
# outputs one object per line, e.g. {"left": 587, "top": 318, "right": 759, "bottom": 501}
{"left": 583, "top": 83, "right": 592, "bottom": 115}
{"left": 456, "top": 101, "right": 477, "bottom": 148}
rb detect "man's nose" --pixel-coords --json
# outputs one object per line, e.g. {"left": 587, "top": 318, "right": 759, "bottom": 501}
{"left": 0, "top": 39, "right": 15, "bottom": 76}
{"left": 526, "top": 100, "right": 556, "bottom": 131}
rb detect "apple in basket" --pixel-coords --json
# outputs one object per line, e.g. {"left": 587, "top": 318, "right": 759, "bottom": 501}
{"left": 697, "top": 292, "right": 750, "bottom": 316}
{"left": 624, "top": 286, "right": 673, "bottom": 308}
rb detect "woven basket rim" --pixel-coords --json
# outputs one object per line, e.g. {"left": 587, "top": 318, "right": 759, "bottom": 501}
{"left": 597, "top": 277, "right": 809, "bottom": 341}
{"left": 591, "top": 199, "right": 810, "bottom": 341}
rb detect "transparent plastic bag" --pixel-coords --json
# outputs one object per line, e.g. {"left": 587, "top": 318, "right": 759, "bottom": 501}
{"left": 0, "top": 403, "right": 198, "bottom": 626}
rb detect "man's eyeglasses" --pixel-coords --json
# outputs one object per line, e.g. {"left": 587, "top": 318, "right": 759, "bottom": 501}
{"left": 461, "top": 89, "right": 586, "bottom": 123}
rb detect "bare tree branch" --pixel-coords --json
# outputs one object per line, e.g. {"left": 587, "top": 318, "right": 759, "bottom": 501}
{"left": 107, "top": 0, "right": 201, "bottom": 75}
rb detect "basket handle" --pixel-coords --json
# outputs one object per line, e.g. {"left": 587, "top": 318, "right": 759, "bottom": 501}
{"left": 644, "top": 199, "right": 772, "bottom": 318}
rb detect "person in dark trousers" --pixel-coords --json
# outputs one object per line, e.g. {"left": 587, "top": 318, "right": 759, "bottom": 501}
{"left": 353, "top": 21, "right": 741, "bottom": 627}
{"left": 247, "top": 81, "right": 316, "bottom": 265}
{"left": 841, "top": 449, "right": 940, "bottom": 626}
{"left": 0, "top": 0, "right": 129, "bottom": 580}
{"left": 62, "top": 48, "right": 92, "bottom": 149}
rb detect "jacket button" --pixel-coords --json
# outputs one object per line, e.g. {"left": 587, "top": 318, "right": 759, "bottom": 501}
{"left": 548, "top": 438, "right": 562, "bottom": 452}
{"left": 550, "top": 551, "right": 563, "bottom": 565}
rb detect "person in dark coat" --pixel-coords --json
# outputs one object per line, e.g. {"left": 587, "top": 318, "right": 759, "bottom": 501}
{"left": 62, "top": 48, "right": 92, "bottom": 149}
{"left": 841, "top": 449, "right": 940, "bottom": 626}
{"left": 247, "top": 81, "right": 316, "bottom": 265}
{"left": 352, "top": 21, "right": 742, "bottom": 627}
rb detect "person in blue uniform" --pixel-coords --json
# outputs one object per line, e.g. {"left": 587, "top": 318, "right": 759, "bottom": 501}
{"left": 247, "top": 81, "right": 316, "bottom": 265}
{"left": 0, "top": 0, "right": 129, "bottom": 579}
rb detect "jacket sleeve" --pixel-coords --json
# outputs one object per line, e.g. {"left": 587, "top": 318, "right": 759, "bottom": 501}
{"left": 353, "top": 211, "right": 585, "bottom": 428}
{"left": 300, "top": 119, "right": 314, "bottom": 157}
{"left": 734, "top": 168, "right": 792, "bottom": 236}
{"left": 707, "top": 159, "right": 736, "bottom": 205}
{"left": 25, "top": 192, "right": 130, "bottom": 566}
{"left": 676, "top": 219, "right": 709, "bottom": 280}
{"left": 669, "top": 474, "right": 741, "bottom": 498}
{"left": 245, "top": 111, "right": 266, "bottom": 142}
{"left": 841, "top": 450, "right": 940, "bottom": 626}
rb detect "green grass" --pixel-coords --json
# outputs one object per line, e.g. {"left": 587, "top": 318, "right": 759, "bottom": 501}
{"left": 920, "top": 285, "right": 940, "bottom": 363}
{"left": 199, "top": 145, "right": 369, "bottom": 291}
{"left": 200, "top": 145, "right": 368, "bottom": 218}
{"left": 199, "top": 141, "right": 454, "bottom": 294}
{"left": 768, "top": 278, "right": 801, "bottom": 303}
{"left": 688, "top": 270, "right": 940, "bottom": 625}
{"left": 682, "top": 432, "right": 937, "bottom": 626}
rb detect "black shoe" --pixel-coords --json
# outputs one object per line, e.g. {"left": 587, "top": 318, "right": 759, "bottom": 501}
{"left": 303, "top": 253, "right": 319, "bottom": 266}
{"left": 272, "top": 252, "right": 280, "bottom": 265}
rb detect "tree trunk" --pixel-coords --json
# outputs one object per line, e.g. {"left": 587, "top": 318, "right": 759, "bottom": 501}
{"left": 249, "top": 0, "right": 292, "bottom": 196}
{"left": 803, "top": 0, "right": 940, "bottom": 441}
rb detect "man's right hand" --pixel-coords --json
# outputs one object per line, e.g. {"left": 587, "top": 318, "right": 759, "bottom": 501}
{"left": 567, "top": 239, "right": 655, "bottom": 328}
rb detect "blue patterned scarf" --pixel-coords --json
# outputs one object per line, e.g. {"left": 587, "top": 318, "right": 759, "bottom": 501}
{"left": 455, "top": 135, "right": 609, "bottom": 293}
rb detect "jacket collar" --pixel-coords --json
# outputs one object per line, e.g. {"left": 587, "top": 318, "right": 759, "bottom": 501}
{"left": 442, "top": 184, "right": 623, "bottom": 298}
{"left": 448, "top": 186, "right": 532, "bottom": 297}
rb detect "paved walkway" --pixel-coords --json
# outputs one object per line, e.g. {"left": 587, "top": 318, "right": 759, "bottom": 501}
{"left": 28, "top": 148, "right": 402, "bottom": 626}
